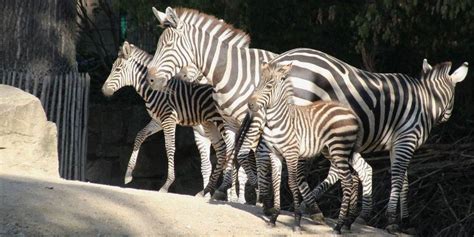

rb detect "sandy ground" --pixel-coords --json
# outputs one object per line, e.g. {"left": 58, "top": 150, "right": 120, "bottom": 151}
{"left": 0, "top": 160, "right": 391, "bottom": 236}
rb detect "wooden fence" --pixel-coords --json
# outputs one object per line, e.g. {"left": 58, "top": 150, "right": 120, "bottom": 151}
{"left": 1, "top": 70, "right": 90, "bottom": 180}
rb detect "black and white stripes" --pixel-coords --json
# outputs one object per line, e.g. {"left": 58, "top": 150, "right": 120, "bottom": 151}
{"left": 241, "top": 48, "right": 468, "bottom": 231}
{"left": 248, "top": 62, "right": 361, "bottom": 233}
{"left": 102, "top": 42, "right": 231, "bottom": 194}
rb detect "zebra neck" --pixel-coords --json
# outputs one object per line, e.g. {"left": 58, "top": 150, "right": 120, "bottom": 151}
{"left": 420, "top": 79, "right": 449, "bottom": 126}
{"left": 196, "top": 38, "right": 274, "bottom": 90}
{"left": 266, "top": 83, "right": 296, "bottom": 132}
{"left": 136, "top": 77, "right": 154, "bottom": 102}
{"left": 131, "top": 54, "right": 153, "bottom": 101}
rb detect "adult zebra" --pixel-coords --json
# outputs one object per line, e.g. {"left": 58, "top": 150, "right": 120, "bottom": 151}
{"left": 102, "top": 42, "right": 243, "bottom": 198}
{"left": 145, "top": 6, "right": 363, "bottom": 219}
{"left": 145, "top": 6, "right": 276, "bottom": 199}
{"left": 236, "top": 48, "right": 468, "bottom": 233}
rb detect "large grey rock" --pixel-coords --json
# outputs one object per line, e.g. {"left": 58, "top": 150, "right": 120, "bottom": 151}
{"left": 0, "top": 85, "right": 58, "bottom": 177}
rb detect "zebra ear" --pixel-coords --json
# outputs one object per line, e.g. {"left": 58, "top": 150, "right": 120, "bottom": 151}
{"left": 422, "top": 59, "right": 432, "bottom": 74}
{"left": 165, "top": 7, "right": 181, "bottom": 29}
{"left": 122, "top": 41, "right": 132, "bottom": 59}
{"left": 152, "top": 7, "right": 167, "bottom": 27}
{"left": 451, "top": 62, "right": 469, "bottom": 84}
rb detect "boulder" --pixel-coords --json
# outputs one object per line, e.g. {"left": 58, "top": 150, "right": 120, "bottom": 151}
{"left": 0, "top": 85, "right": 58, "bottom": 177}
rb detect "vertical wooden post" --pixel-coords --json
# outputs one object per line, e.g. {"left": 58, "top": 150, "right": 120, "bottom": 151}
{"left": 57, "top": 75, "right": 64, "bottom": 177}
{"left": 81, "top": 73, "right": 90, "bottom": 181}
{"left": 71, "top": 73, "right": 78, "bottom": 180}
{"left": 40, "top": 75, "right": 49, "bottom": 109}
{"left": 11, "top": 71, "right": 16, "bottom": 88}
{"left": 61, "top": 74, "right": 69, "bottom": 178}
{"left": 18, "top": 72, "right": 23, "bottom": 90}
{"left": 51, "top": 75, "right": 58, "bottom": 120}
{"left": 43, "top": 76, "right": 51, "bottom": 117}
{"left": 33, "top": 73, "right": 39, "bottom": 97}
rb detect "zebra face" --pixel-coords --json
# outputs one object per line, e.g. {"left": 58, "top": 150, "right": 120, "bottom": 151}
{"left": 102, "top": 41, "right": 139, "bottom": 97}
{"left": 248, "top": 62, "right": 293, "bottom": 112}
{"left": 421, "top": 59, "right": 468, "bottom": 124}
{"left": 147, "top": 7, "right": 195, "bottom": 91}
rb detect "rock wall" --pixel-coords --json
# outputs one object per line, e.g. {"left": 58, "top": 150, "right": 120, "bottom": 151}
{"left": 0, "top": 85, "right": 58, "bottom": 177}
{"left": 87, "top": 101, "right": 214, "bottom": 195}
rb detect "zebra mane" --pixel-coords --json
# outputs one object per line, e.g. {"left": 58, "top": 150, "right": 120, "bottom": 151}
{"left": 174, "top": 7, "right": 251, "bottom": 48}
{"left": 433, "top": 61, "right": 452, "bottom": 72}
{"left": 422, "top": 61, "right": 452, "bottom": 78}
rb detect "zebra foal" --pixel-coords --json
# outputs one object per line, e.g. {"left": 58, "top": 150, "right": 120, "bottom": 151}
{"left": 102, "top": 42, "right": 233, "bottom": 195}
{"left": 248, "top": 62, "right": 361, "bottom": 233}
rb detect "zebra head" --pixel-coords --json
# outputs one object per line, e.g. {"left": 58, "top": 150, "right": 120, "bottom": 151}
{"left": 248, "top": 62, "right": 293, "bottom": 113}
{"left": 421, "top": 59, "right": 468, "bottom": 124}
{"left": 102, "top": 41, "right": 150, "bottom": 97}
{"left": 147, "top": 7, "right": 195, "bottom": 91}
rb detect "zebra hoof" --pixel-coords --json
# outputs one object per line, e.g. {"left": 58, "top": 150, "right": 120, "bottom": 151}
{"left": 158, "top": 188, "right": 169, "bottom": 193}
{"left": 310, "top": 213, "right": 325, "bottom": 224}
{"left": 195, "top": 191, "right": 205, "bottom": 197}
{"left": 124, "top": 175, "right": 133, "bottom": 184}
{"left": 244, "top": 185, "right": 257, "bottom": 205}
{"left": 212, "top": 190, "right": 227, "bottom": 201}
{"left": 266, "top": 221, "right": 276, "bottom": 228}
{"left": 263, "top": 207, "right": 273, "bottom": 216}
{"left": 332, "top": 229, "right": 342, "bottom": 235}
{"left": 385, "top": 224, "right": 401, "bottom": 234}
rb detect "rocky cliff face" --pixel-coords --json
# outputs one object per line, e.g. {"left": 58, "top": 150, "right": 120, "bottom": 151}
{"left": 0, "top": 85, "right": 58, "bottom": 176}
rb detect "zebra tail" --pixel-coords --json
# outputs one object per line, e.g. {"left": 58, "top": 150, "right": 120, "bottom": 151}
{"left": 234, "top": 112, "right": 253, "bottom": 157}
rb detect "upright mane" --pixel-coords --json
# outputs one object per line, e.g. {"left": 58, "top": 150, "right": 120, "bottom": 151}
{"left": 174, "top": 7, "right": 251, "bottom": 48}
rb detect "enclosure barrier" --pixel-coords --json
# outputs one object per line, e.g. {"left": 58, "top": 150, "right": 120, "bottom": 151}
{"left": 1, "top": 70, "right": 90, "bottom": 180}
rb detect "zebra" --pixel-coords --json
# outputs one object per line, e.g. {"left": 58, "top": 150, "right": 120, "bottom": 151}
{"left": 235, "top": 47, "right": 469, "bottom": 233}
{"left": 102, "top": 41, "right": 239, "bottom": 197}
{"left": 247, "top": 62, "right": 361, "bottom": 233}
{"left": 145, "top": 7, "right": 335, "bottom": 220}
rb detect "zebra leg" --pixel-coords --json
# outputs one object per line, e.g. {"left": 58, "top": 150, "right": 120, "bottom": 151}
{"left": 345, "top": 170, "right": 361, "bottom": 230}
{"left": 298, "top": 159, "right": 324, "bottom": 223}
{"left": 226, "top": 160, "right": 240, "bottom": 202}
{"left": 255, "top": 140, "right": 274, "bottom": 216}
{"left": 400, "top": 172, "right": 416, "bottom": 234}
{"left": 125, "top": 120, "right": 162, "bottom": 184}
{"left": 352, "top": 152, "right": 373, "bottom": 223}
{"left": 213, "top": 128, "right": 236, "bottom": 201}
{"left": 285, "top": 152, "right": 303, "bottom": 232}
{"left": 159, "top": 119, "right": 177, "bottom": 193}
{"left": 237, "top": 165, "right": 248, "bottom": 204}
{"left": 244, "top": 151, "right": 258, "bottom": 205}
{"left": 192, "top": 126, "right": 212, "bottom": 193}
{"left": 332, "top": 156, "right": 353, "bottom": 234}
{"left": 236, "top": 117, "right": 265, "bottom": 194}
{"left": 312, "top": 161, "right": 339, "bottom": 200}
{"left": 385, "top": 140, "right": 415, "bottom": 234}
{"left": 200, "top": 123, "right": 228, "bottom": 198}
{"left": 268, "top": 152, "right": 282, "bottom": 227}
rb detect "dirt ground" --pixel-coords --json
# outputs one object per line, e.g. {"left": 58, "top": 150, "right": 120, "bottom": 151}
{"left": 0, "top": 159, "right": 392, "bottom": 236}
